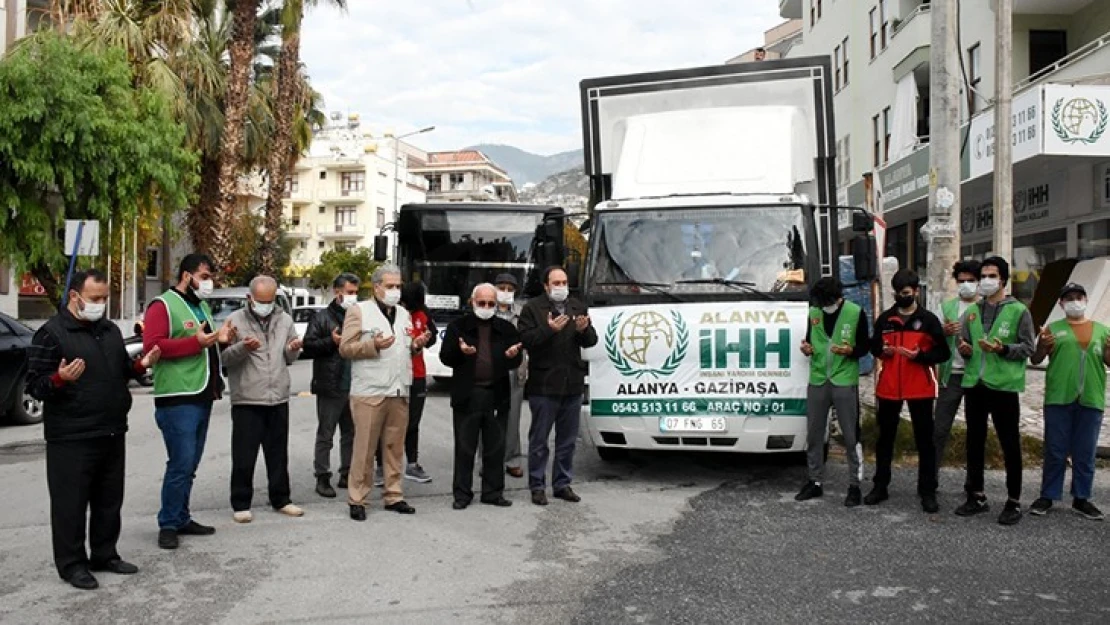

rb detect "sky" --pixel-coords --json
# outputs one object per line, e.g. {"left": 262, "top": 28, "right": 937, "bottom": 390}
{"left": 299, "top": 1, "right": 783, "bottom": 156}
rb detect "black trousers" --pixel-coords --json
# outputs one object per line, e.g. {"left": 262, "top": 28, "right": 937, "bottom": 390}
{"left": 46, "top": 435, "right": 126, "bottom": 579}
{"left": 874, "top": 398, "right": 938, "bottom": 495}
{"left": 964, "top": 385, "right": 1023, "bottom": 501}
{"left": 230, "top": 404, "right": 292, "bottom": 511}
{"left": 452, "top": 387, "right": 507, "bottom": 503}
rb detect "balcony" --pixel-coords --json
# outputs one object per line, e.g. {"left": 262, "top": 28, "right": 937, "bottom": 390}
{"left": 779, "top": 0, "right": 802, "bottom": 20}
{"left": 888, "top": 2, "right": 930, "bottom": 78}
{"left": 318, "top": 223, "right": 367, "bottom": 239}
{"left": 1012, "top": 27, "right": 1110, "bottom": 93}
{"left": 284, "top": 224, "right": 313, "bottom": 239}
{"left": 318, "top": 189, "right": 366, "bottom": 204}
{"left": 282, "top": 190, "right": 312, "bottom": 206}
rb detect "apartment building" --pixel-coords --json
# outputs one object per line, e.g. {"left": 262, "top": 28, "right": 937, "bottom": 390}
{"left": 727, "top": 18, "right": 803, "bottom": 63}
{"left": 773, "top": 0, "right": 1110, "bottom": 305}
{"left": 281, "top": 113, "right": 429, "bottom": 272}
{"left": 409, "top": 150, "right": 519, "bottom": 203}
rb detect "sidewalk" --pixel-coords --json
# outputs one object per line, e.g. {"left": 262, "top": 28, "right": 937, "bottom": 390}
{"left": 858, "top": 368, "right": 1110, "bottom": 455}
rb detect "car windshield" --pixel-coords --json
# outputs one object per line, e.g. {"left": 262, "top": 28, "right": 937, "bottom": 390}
{"left": 207, "top": 297, "right": 248, "bottom": 324}
{"left": 590, "top": 205, "right": 810, "bottom": 295}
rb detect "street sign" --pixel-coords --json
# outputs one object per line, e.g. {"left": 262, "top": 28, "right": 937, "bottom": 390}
{"left": 64, "top": 220, "right": 99, "bottom": 256}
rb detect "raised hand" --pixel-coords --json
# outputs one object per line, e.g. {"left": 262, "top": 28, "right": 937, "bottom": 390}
{"left": 800, "top": 341, "right": 814, "bottom": 357}
{"left": 830, "top": 340, "right": 853, "bottom": 356}
{"left": 288, "top": 337, "right": 304, "bottom": 352}
{"left": 58, "top": 358, "right": 86, "bottom": 382}
{"left": 897, "top": 346, "right": 920, "bottom": 360}
{"left": 413, "top": 330, "right": 431, "bottom": 350}
{"left": 374, "top": 334, "right": 396, "bottom": 351}
{"left": 140, "top": 346, "right": 161, "bottom": 368}
{"left": 548, "top": 312, "right": 569, "bottom": 332}
{"left": 459, "top": 338, "right": 477, "bottom": 356}
{"left": 575, "top": 315, "right": 591, "bottom": 333}
{"left": 1038, "top": 326, "right": 1055, "bottom": 351}
{"left": 195, "top": 323, "right": 219, "bottom": 348}
{"left": 217, "top": 319, "right": 237, "bottom": 344}
{"left": 243, "top": 336, "right": 262, "bottom": 352}
{"left": 882, "top": 343, "right": 896, "bottom": 357}
{"left": 958, "top": 340, "right": 973, "bottom": 357}
{"left": 943, "top": 321, "right": 961, "bottom": 337}
{"left": 978, "top": 337, "right": 1004, "bottom": 354}
{"left": 332, "top": 328, "right": 342, "bottom": 346}
{"left": 505, "top": 342, "right": 523, "bottom": 359}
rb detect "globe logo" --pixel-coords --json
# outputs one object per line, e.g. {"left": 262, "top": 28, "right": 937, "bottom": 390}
{"left": 604, "top": 310, "right": 689, "bottom": 378}
{"left": 1052, "top": 97, "right": 1107, "bottom": 145}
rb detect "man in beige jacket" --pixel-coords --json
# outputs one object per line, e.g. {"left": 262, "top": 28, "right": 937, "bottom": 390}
{"left": 340, "top": 264, "right": 429, "bottom": 520}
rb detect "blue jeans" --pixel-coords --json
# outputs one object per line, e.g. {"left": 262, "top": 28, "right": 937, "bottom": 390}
{"left": 155, "top": 402, "right": 213, "bottom": 530}
{"left": 1041, "top": 402, "right": 1104, "bottom": 501}
{"left": 527, "top": 395, "right": 582, "bottom": 491}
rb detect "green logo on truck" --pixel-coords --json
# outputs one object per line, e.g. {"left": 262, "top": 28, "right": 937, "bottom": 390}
{"left": 604, "top": 311, "right": 688, "bottom": 379}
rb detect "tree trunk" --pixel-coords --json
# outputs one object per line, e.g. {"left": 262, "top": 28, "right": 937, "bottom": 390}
{"left": 259, "top": 6, "right": 303, "bottom": 276}
{"left": 189, "top": 156, "right": 222, "bottom": 256}
{"left": 31, "top": 262, "right": 62, "bottom": 311}
{"left": 210, "top": 0, "right": 261, "bottom": 277}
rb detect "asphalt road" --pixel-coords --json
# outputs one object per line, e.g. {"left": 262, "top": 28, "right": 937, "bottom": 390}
{"left": 0, "top": 362, "right": 1106, "bottom": 624}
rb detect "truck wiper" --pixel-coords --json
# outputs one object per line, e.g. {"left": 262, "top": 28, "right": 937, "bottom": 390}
{"left": 594, "top": 281, "right": 686, "bottom": 302}
{"left": 673, "top": 278, "right": 774, "bottom": 300}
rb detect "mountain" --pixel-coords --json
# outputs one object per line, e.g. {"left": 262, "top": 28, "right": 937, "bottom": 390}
{"left": 518, "top": 167, "right": 590, "bottom": 210}
{"left": 466, "top": 144, "right": 583, "bottom": 186}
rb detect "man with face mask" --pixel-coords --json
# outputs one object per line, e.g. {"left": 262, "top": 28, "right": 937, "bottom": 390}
{"left": 302, "top": 273, "right": 361, "bottom": 498}
{"left": 340, "top": 264, "right": 429, "bottom": 521}
{"left": 1028, "top": 283, "right": 1109, "bottom": 521}
{"left": 796, "top": 277, "right": 870, "bottom": 505}
{"left": 868, "top": 270, "right": 950, "bottom": 512}
{"left": 956, "top": 256, "right": 1035, "bottom": 525}
{"left": 221, "top": 275, "right": 304, "bottom": 523}
{"left": 933, "top": 260, "right": 982, "bottom": 485}
{"left": 440, "top": 283, "right": 524, "bottom": 509}
{"left": 519, "top": 266, "right": 597, "bottom": 506}
{"left": 28, "top": 269, "right": 160, "bottom": 589}
{"left": 144, "top": 253, "right": 236, "bottom": 550}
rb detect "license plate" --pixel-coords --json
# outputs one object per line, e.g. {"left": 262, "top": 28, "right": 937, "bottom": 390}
{"left": 659, "top": 416, "right": 727, "bottom": 433}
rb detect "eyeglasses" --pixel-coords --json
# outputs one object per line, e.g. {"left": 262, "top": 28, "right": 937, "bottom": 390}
{"left": 474, "top": 301, "right": 496, "bottom": 308}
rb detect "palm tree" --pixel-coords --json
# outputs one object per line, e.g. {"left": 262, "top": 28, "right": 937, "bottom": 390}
{"left": 258, "top": 0, "right": 345, "bottom": 274}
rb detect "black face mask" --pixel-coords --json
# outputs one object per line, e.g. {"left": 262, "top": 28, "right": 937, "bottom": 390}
{"left": 895, "top": 294, "right": 916, "bottom": 309}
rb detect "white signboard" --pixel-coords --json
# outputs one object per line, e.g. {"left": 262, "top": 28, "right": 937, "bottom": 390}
{"left": 960, "top": 170, "right": 1065, "bottom": 235}
{"left": 583, "top": 302, "right": 810, "bottom": 419}
{"left": 1043, "top": 84, "right": 1110, "bottom": 157}
{"left": 64, "top": 220, "right": 100, "bottom": 256}
{"left": 968, "top": 87, "right": 1043, "bottom": 180}
{"left": 426, "top": 294, "right": 460, "bottom": 310}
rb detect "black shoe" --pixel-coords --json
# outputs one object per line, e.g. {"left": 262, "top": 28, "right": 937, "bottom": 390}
{"left": 998, "top": 500, "right": 1023, "bottom": 526}
{"left": 1030, "top": 497, "right": 1053, "bottom": 516}
{"left": 481, "top": 497, "right": 513, "bottom": 507}
{"left": 337, "top": 474, "right": 348, "bottom": 489}
{"left": 316, "top": 476, "right": 337, "bottom": 499}
{"left": 955, "top": 494, "right": 990, "bottom": 517}
{"left": 864, "top": 487, "right": 889, "bottom": 506}
{"left": 65, "top": 568, "right": 99, "bottom": 590}
{"left": 921, "top": 493, "right": 939, "bottom": 514}
{"left": 349, "top": 505, "right": 366, "bottom": 522}
{"left": 452, "top": 500, "right": 470, "bottom": 510}
{"left": 177, "top": 520, "right": 216, "bottom": 536}
{"left": 385, "top": 500, "right": 416, "bottom": 514}
{"left": 1072, "top": 499, "right": 1105, "bottom": 521}
{"left": 531, "top": 490, "right": 548, "bottom": 506}
{"left": 553, "top": 487, "right": 581, "bottom": 503}
{"left": 844, "top": 486, "right": 862, "bottom": 508}
{"left": 794, "top": 481, "right": 823, "bottom": 501}
{"left": 90, "top": 559, "right": 138, "bottom": 575}
{"left": 157, "top": 529, "right": 179, "bottom": 550}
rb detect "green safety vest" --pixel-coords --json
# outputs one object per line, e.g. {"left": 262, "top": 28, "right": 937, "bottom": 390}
{"left": 938, "top": 298, "right": 961, "bottom": 387}
{"left": 961, "top": 301, "right": 1028, "bottom": 393}
{"left": 1044, "top": 319, "right": 1109, "bottom": 411}
{"left": 152, "top": 290, "right": 214, "bottom": 398}
{"left": 808, "top": 301, "right": 861, "bottom": 387}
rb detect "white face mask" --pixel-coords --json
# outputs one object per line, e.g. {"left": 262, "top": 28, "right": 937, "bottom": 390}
{"left": 193, "top": 278, "right": 214, "bottom": 299}
{"left": 821, "top": 304, "right": 840, "bottom": 315}
{"left": 957, "top": 281, "right": 978, "bottom": 299}
{"left": 549, "top": 286, "right": 569, "bottom": 302}
{"left": 978, "top": 278, "right": 1000, "bottom": 297}
{"left": 474, "top": 306, "right": 495, "bottom": 321}
{"left": 381, "top": 288, "right": 401, "bottom": 307}
{"left": 340, "top": 294, "right": 358, "bottom": 309}
{"left": 496, "top": 291, "right": 515, "bottom": 306}
{"left": 1063, "top": 300, "right": 1087, "bottom": 318}
{"left": 78, "top": 298, "right": 106, "bottom": 322}
{"left": 251, "top": 301, "right": 274, "bottom": 317}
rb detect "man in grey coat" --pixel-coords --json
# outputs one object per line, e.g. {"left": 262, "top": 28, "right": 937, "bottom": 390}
{"left": 221, "top": 275, "right": 305, "bottom": 523}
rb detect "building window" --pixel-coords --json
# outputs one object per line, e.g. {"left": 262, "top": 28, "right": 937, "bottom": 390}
{"left": 872, "top": 114, "right": 881, "bottom": 167}
{"left": 291, "top": 207, "right": 301, "bottom": 226}
{"left": 335, "top": 241, "right": 356, "bottom": 252}
{"left": 318, "top": 241, "right": 325, "bottom": 249}
{"left": 426, "top": 175, "right": 441, "bottom": 192}
{"left": 377, "top": 207, "right": 386, "bottom": 228}
{"left": 880, "top": 0, "right": 891, "bottom": 49}
{"left": 1078, "top": 220, "right": 1110, "bottom": 260}
{"left": 319, "top": 171, "right": 326, "bottom": 180}
{"left": 341, "top": 171, "right": 365, "bottom": 196}
{"left": 335, "top": 206, "right": 356, "bottom": 228}
{"left": 299, "top": 241, "right": 307, "bottom": 249}
{"left": 842, "top": 37, "right": 849, "bottom": 85}
{"left": 882, "top": 106, "right": 891, "bottom": 164}
{"left": 885, "top": 223, "right": 908, "bottom": 270}
{"left": 869, "top": 8, "right": 878, "bottom": 59}
{"left": 145, "top": 249, "right": 159, "bottom": 278}
{"left": 834, "top": 45, "right": 842, "bottom": 90}
{"left": 318, "top": 205, "right": 326, "bottom": 214}
{"left": 968, "top": 43, "right": 982, "bottom": 114}
{"left": 449, "top": 173, "right": 465, "bottom": 190}
{"left": 283, "top": 175, "right": 298, "bottom": 198}
{"left": 810, "top": 0, "right": 816, "bottom": 26}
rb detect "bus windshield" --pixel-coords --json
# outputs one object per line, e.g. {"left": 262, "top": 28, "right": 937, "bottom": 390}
{"left": 589, "top": 205, "right": 810, "bottom": 296}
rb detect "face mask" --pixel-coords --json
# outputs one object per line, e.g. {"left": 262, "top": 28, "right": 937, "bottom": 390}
{"left": 496, "top": 291, "right": 515, "bottom": 306}
{"left": 821, "top": 304, "right": 839, "bottom": 315}
{"left": 251, "top": 301, "right": 274, "bottom": 317}
{"left": 193, "top": 278, "right": 214, "bottom": 299}
{"left": 895, "top": 294, "right": 916, "bottom": 309}
{"left": 549, "top": 286, "right": 569, "bottom": 302}
{"left": 978, "top": 278, "right": 1000, "bottom": 297}
{"left": 381, "top": 288, "right": 401, "bottom": 307}
{"left": 957, "top": 281, "right": 978, "bottom": 299}
{"left": 474, "top": 307, "right": 495, "bottom": 321}
{"left": 340, "top": 294, "right": 358, "bottom": 309}
{"left": 78, "top": 297, "right": 106, "bottom": 322}
{"left": 1063, "top": 300, "right": 1087, "bottom": 318}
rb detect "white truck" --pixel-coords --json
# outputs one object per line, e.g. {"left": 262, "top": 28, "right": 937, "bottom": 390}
{"left": 577, "top": 57, "right": 871, "bottom": 459}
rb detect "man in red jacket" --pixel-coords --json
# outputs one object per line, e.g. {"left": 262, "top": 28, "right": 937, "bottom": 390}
{"left": 868, "top": 269, "right": 951, "bottom": 513}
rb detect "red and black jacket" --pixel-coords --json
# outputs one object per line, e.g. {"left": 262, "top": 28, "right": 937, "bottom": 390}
{"left": 869, "top": 306, "right": 951, "bottom": 401}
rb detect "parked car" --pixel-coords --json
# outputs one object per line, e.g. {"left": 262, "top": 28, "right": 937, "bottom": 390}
{"left": 292, "top": 305, "right": 326, "bottom": 360}
{"left": 207, "top": 287, "right": 293, "bottom": 326}
{"left": 0, "top": 312, "right": 44, "bottom": 425}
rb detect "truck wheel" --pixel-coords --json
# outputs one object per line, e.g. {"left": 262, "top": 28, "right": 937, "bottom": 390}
{"left": 597, "top": 446, "right": 628, "bottom": 462}
{"left": 9, "top": 376, "right": 44, "bottom": 425}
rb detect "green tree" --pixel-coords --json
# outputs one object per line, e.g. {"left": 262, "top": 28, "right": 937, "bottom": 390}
{"left": 0, "top": 33, "right": 196, "bottom": 305}
{"left": 222, "top": 210, "right": 295, "bottom": 286}
{"left": 308, "top": 248, "right": 380, "bottom": 295}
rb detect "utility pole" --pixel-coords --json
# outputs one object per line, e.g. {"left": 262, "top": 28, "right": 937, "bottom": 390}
{"left": 993, "top": 0, "right": 1014, "bottom": 261}
{"left": 923, "top": 0, "right": 962, "bottom": 313}
{"left": 389, "top": 126, "right": 435, "bottom": 260}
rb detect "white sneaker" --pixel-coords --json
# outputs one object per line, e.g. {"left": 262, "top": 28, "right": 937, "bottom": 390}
{"left": 276, "top": 504, "right": 304, "bottom": 517}
{"left": 233, "top": 511, "right": 253, "bottom": 524}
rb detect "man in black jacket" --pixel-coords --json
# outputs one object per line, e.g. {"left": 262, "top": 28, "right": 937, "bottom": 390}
{"left": 27, "top": 269, "right": 160, "bottom": 590}
{"left": 302, "top": 273, "right": 360, "bottom": 498}
{"left": 440, "top": 283, "right": 524, "bottom": 509}
{"left": 519, "top": 266, "right": 598, "bottom": 506}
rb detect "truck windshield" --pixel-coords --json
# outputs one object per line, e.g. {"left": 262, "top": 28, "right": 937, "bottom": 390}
{"left": 589, "top": 205, "right": 809, "bottom": 296}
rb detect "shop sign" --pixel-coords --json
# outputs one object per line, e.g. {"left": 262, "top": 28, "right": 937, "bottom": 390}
{"left": 969, "top": 87, "right": 1043, "bottom": 179}
{"left": 961, "top": 177, "right": 1060, "bottom": 235}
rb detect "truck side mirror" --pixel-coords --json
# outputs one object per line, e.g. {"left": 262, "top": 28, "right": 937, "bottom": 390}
{"left": 566, "top": 261, "right": 581, "bottom": 290}
{"left": 373, "top": 236, "right": 389, "bottom": 262}
{"left": 851, "top": 234, "right": 877, "bottom": 281}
